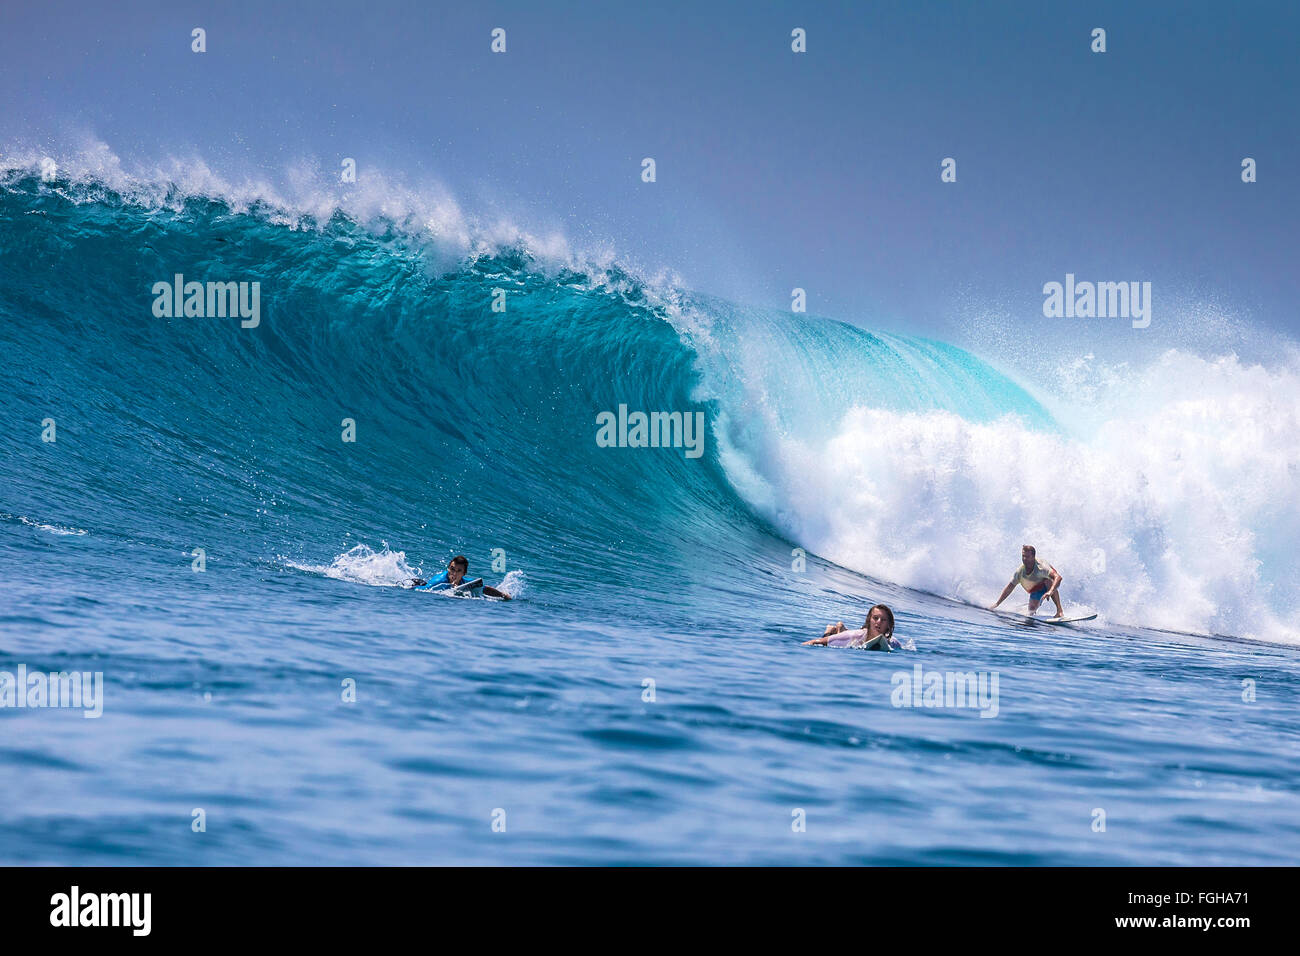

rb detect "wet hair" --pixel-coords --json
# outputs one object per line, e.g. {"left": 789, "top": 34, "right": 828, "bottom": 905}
{"left": 863, "top": 604, "right": 895, "bottom": 638}
{"left": 1022, "top": 544, "right": 1036, "bottom": 555}
{"left": 450, "top": 555, "right": 469, "bottom": 572}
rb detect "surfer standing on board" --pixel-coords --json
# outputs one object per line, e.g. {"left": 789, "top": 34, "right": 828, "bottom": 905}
{"left": 989, "top": 545, "right": 1064, "bottom": 617}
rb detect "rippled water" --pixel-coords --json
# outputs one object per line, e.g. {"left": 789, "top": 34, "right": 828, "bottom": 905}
{"left": 2, "top": 522, "right": 1296, "bottom": 865}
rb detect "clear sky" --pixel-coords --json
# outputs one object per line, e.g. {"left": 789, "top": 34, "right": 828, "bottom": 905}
{"left": 2, "top": 0, "right": 1296, "bottom": 353}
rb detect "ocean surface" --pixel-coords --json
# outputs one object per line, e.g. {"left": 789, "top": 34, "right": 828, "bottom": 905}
{"left": 1, "top": 163, "right": 1298, "bottom": 864}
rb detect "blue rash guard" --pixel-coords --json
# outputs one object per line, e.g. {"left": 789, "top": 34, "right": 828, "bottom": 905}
{"left": 415, "top": 571, "right": 454, "bottom": 591}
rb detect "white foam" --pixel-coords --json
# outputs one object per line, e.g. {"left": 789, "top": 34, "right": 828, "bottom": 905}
{"left": 286, "top": 543, "right": 420, "bottom": 587}
{"left": 16, "top": 516, "right": 88, "bottom": 536}
{"left": 497, "top": 569, "right": 527, "bottom": 600}
{"left": 718, "top": 350, "right": 1300, "bottom": 643}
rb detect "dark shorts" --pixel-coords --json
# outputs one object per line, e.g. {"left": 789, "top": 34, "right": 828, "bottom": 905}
{"left": 1029, "top": 584, "right": 1052, "bottom": 601}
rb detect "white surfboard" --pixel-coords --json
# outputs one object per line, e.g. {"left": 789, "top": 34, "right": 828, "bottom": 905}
{"left": 449, "top": 577, "right": 484, "bottom": 597}
{"left": 991, "top": 608, "right": 1097, "bottom": 625}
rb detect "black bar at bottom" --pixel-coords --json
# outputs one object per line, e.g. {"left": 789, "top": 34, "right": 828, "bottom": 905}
{"left": 0, "top": 866, "right": 1283, "bottom": 942}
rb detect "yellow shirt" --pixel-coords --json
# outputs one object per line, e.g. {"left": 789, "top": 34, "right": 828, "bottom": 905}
{"left": 1012, "top": 561, "right": 1053, "bottom": 591}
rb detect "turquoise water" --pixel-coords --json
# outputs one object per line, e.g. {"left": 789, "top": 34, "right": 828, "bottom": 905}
{"left": 1, "top": 173, "right": 1297, "bottom": 864}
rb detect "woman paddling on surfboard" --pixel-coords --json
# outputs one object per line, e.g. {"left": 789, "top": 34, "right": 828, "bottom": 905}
{"left": 989, "top": 545, "right": 1063, "bottom": 617}
{"left": 802, "top": 604, "right": 899, "bottom": 651}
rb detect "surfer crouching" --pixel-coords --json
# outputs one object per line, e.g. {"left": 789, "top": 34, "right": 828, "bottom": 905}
{"left": 989, "top": 545, "right": 1063, "bottom": 617}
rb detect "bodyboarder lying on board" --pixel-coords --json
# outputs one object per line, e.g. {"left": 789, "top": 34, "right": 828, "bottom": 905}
{"left": 407, "top": 555, "right": 511, "bottom": 599}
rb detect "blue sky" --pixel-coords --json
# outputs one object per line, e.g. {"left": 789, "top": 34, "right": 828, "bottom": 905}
{"left": 2, "top": 0, "right": 1296, "bottom": 353}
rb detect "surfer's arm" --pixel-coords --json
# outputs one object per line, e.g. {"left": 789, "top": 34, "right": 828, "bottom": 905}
{"left": 482, "top": 585, "right": 511, "bottom": 600}
{"left": 804, "top": 621, "right": 845, "bottom": 645}
{"left": 1044, "top": 566, "right": 1063, "bottom": 595}
{"left": 990, "top": 580, "right": 1016, "bottom": 609}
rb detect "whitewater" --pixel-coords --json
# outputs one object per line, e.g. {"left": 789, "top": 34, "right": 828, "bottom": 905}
{"left": 1, "top": 149, "right": 1298, "bottom": 865}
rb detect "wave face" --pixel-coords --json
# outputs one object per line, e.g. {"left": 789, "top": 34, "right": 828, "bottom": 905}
{"left": 1, "top": 168, "right": 1297, "bottom": 642}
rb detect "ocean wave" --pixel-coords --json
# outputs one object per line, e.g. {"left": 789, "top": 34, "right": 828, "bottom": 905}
{"left": 2, "top": 148, "right": 1295, "bottom": 642}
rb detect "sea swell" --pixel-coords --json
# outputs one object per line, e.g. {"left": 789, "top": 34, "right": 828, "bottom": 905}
{"left": 1, "top": 153, "right": 1296, "bottom": 642}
